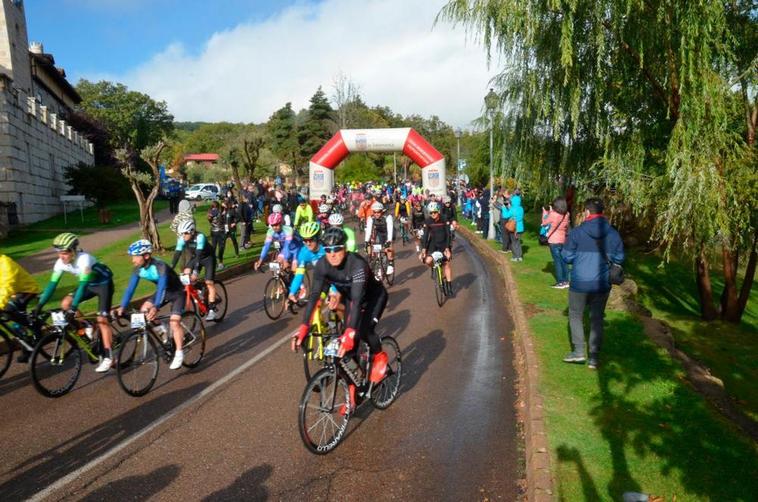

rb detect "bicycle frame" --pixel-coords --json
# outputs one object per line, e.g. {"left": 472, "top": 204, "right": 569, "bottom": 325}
{"left": 184, "top": 283, "right": 208, "bottom": 316}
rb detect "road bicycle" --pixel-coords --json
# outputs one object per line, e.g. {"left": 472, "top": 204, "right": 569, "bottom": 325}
{"left": 180, "top": 274, "right": 228, "bottom": 322}
{"left": 430, "top": 251, "right": 449, "bottom": 307}
{"left": 29, "top": 311, "right": 126, "bottom": 398}
{"left": 300, "top": 297, "right": 343, "bottom": 382}
{"left": 298, "top": 334, "right": 401, "bottom": 454}
{"left": 261, "top": 261, "right": 310, "bottom": 320}
{"left": 367, "top": 243, "right": 394, "bottom": 286}
{"left": 116, "top": 309, "right": 206, "bottom": 397}
{"left": 0, "top": 296, "right": 47, "bottom": 379}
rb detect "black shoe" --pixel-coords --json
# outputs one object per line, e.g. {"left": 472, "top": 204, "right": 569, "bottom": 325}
{"left": 588, "top": 354, "right": 599, "bottom": 369}
{"left": 16, "top": 350, "right": 31, "bottom": 363}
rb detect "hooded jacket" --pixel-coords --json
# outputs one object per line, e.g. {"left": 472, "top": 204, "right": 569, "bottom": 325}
{"left": 501, "top": 194, "right": 525, "bottom": 233}
{"left": 561, "top": 215, "right": 624, "bottom": 293}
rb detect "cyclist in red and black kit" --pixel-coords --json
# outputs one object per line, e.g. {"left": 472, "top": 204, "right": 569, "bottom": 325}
{"left": 421, "top": 201, "right": 454, "bottom": 296}
{"left": 292, "top": 227, "right": 389, "bottom": 412}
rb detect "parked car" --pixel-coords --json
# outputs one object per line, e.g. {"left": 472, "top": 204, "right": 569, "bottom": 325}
{"left": 185, "top": 183, "right": 220, "bottom": 201}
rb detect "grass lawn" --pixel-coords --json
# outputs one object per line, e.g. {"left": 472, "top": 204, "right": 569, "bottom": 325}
{"left": 30, "top": 204, "right": 265, "bottom": 311}
{"left": 461, "top": 214, "right": 758, "bottom": 501}
{"left": 0, "top": 200, "right": 169, "bottom": 261}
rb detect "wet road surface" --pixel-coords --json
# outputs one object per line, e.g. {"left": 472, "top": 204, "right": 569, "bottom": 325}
{"left": 0, "top": 233, "right": 519, "bottom": 501}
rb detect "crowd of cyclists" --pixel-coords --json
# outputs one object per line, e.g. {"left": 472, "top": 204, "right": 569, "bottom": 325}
{"left": 0, "top": 179, "right": 460, "bottom": 393}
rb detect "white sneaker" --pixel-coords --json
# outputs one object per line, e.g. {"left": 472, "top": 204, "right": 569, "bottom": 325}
{"left": 205, "top": 309, "right": 217, "bottom": 321}
{"left": 415, "top": 245, "right": 420, "bottom": 252}
{"left": 169, "top": 350, "right": 184, "bottom": 370}
{"left": 95, "top": 357, "right": 112, "bottom": 373}
{"left": 386, "top": 265, "right": 394, "bottom": 275}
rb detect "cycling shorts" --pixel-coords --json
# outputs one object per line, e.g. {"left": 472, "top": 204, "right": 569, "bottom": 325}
{"left": 187, "top": 255, "right": 216, "bottom": 282}
{"left": 158, "top": 288, "right": 185, "bottom": 316}
{"left": 374, "top": 231, "right": 389, "bottom": 245}
{"left": 71, "top": 280, "right": 114, "bottom": 316}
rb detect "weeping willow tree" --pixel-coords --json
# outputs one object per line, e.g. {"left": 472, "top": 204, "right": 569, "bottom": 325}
{"left": 439, "top": 0, "right": 757, "bottom": 323}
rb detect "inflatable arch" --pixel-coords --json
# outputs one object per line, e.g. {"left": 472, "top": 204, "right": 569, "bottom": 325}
{"left": 308, "top": 128, "right": 446, "bottom": 201}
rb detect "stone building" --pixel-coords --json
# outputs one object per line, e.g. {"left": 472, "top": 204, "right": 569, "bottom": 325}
{"left": 0, "top": 0, "right": 94, "bottom": 230}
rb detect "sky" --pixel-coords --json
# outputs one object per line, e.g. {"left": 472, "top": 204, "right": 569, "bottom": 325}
{"left": 25, "top": 0, "right": 498, "bottom": 128}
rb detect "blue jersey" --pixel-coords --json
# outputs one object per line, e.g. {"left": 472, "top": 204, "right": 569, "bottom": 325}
{"left": 120, "top": 258, "right": 182, "bottom": 309}
{"left": 289, "top": 244, "right": 325, "bottom": 296}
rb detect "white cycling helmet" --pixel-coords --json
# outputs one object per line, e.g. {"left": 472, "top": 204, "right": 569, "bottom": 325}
{"left": 177, "top": 220, "right": 195, "bottom": 234}
{"left": 443, "top": 195, "right": 452, "bottom": 203}
{"left": 272, "top": 204, "right": 283, "bottom": 213}
{"left": 318, "top": 204, "right": 330, "bottom": 213}
{"left": 328, "top": 213, "right": 344, "bottom": 226}
{"left": 371, "top": 202, "right": 385, "bottom": 212}
{"left": 427, "top": 201, "right": 441, "bottom": 212}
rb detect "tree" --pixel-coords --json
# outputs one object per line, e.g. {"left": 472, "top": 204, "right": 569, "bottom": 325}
{"left": 267, "top": 103, "right": 302, "bottom": 179}
{"left": 76, "top": 80, "right": 174, "bottom": 249}
{"left": 331, "top": 72, "right": 362, "bottom": 128}
{"left": 299, "top": 87, "right": 336, "bottom": 162}
{"left": 440, "top": 0, "right": 758, "bottom": 323}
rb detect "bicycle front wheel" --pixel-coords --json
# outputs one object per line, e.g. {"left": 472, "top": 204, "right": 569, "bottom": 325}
{"left": 302, "top": 332, "right": 329, "bottom": 382}
{"left": 117, "top": 331, "right": 159, "bottom": 397}
{"left": 371, "top": 336, "right": 402, "bottom": 409}
{"left": 204, "top": 281, "right": 228, "bottom": 322}
{"left": 263, "top": 277, "right": 287, "bottom": 320}
{"left": 180, "top": 311, "right": 206, "bottom": 368}
{"left": 434, "top": 266, "right": 445, "bottom": 307}
{"left": 31, "top": 331, "right": 82, "bottom": 398}
{"left": 0, "top": 330, "right": 13, "bottom": 379}
{"left": 382, "top": 253, "right": 394, "bottom": 286}
{"left": 298, "top": 368, "right": 351, "bottom": 454}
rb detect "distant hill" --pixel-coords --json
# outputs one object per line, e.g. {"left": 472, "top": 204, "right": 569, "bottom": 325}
{"left": 174, "top": 121, "right": 211, "bottom": 132}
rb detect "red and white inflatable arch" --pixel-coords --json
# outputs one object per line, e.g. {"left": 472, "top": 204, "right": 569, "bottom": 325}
{"left": 309, "top": 128, "right": 446, "bottom": 200}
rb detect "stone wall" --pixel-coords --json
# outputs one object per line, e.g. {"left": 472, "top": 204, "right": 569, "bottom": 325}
{"left": 0, "top": 74, "right": 94, "bottom": 224}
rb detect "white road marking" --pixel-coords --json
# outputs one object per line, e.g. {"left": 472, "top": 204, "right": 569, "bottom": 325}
{"left": 29, "top": 329, "right": 297, "bottom": 502}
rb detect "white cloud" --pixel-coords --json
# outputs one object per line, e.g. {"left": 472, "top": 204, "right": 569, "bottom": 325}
{"left": 99, "top": 0, "right": 498, "bottom": 129}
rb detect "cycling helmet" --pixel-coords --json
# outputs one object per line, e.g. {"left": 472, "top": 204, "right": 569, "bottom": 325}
{"left": 272, "top": 204, "right": 283, "bottom": 213}
{"left": 371, "top": 202, "right": 384, "bottom": 212}
{"left": 400, "top": 195, "right": 407, "bottom": 201}
{"left": 328, "top": 213, "right": 344, "bottom": 226}
{"left": 321, "top": 227, "right": 347, "bottom": 247}
{"left": 267, "top": 213, "right": 283, "bottom": 226}
{"left": 128, "top": 239, "right": 153, "bottom": 256}
{"left": 443, "top": 195, "right": 452, "bottom": 203}
{"left": 428, "top": 202, "right": 441, "bottom": 212}
{"left": 177, "top": 220, "right": 195, "bottom": 234}
{"left": 318, "top": 204, "right": 330, "bottom": 214}
{"left": 299, "top": 221, "right": 321, "bottom": 240}
{"left": 52, "top": 232, "right": 79, "bottom": 251}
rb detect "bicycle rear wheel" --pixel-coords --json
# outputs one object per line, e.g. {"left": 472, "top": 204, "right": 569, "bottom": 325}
{"left": 382, "top": 253, "right": 394, "bottom": 286}
{"left": 263, "top": 277, "right": 287, "bottom": 320}
{"left": 0, "top": 331, "right": 13, "bottom": 379}
{"left": 180, "top": 311, "right": 206, "bottom": 368}
{"left": 434, "top": 266, "right": 445, "bottom": 307}
{"left": 31, "top": 331, "right": 82, "bottom": 398}
{"left": 117, "top": 331, "right": 159, "bottom": 397}
{"left": 203, "top": 281, "right": 228, "bottom": 322}
{"left": 298, "top": 368, "right": 351, "bottom": 454}
{"left": 371, "top": 336, "right": 402, "bottom": 409}
{"left": 295, "top": 271, "right": 311, "bottom": 307}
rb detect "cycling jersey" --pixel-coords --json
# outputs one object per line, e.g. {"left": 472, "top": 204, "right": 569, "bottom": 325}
{"left": 411, "top": 207, "right": 425, "bottom": 229}
{"left": 302, "top": 253, "right": 387, "bottom": 352}
{"left": 0, "top": 255, "right": 40, "bottom": 310}
{"left": 120, "top": 258, "right": 184, "bottom": 314}
{"left": 172, "top": 232, "right": 212, "bottom": 267}
{"left": 38, "top": 252, "right": 113, "bottom": 311}
{"left": 365, "top": 215, "right": 394, "bottom": 244}
{"left": 423, "top": 216, "right": 452, "bottom": 253}
{"left": 441, "top": 204, "right": 457, "bottom": 222}
{"left": 394, "top": 201, "right": 411, "bottom": 219}
{"left": 289, "top": 244, "right": 325, "bottom": 296}
{"left": 259, "top": 225, "right": 298, "bottom": 261}
{"left": 343, "top": 226, "right": 357, "bottom": 252}
{"left": 294, "top": 204, "right": 314, "bottom": 227}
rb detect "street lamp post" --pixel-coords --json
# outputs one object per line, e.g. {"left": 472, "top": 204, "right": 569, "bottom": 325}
{"left": 484, "top": 88, "right": 498, "bottom": 240}
{"left": 454, "top": 127, "right": 462, "bottom": 208}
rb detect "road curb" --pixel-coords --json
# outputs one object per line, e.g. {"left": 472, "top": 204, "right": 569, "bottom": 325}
{"left": 458, "top": 225, "right": 554, "bottom": 501}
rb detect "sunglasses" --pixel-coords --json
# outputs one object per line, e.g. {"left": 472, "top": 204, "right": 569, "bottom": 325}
{"left": 324, "top": 245, "right": 345, "bottom": 253}
{"left": 303, "top": 238, "right": 316, "bottom": 244}
{"left": 430, "top": 211, "right": 439, "bottom": 214}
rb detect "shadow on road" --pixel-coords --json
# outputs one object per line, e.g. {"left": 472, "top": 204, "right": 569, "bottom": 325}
{"left": 0, "top": 383, "right": 207, "bottom": 501}
{"left": 202, "top": 464, "right": 273, "bottom": 501}
{"left": 400, "top": 329, "right": 446, "bottom": 393}
{"left": 80, "top": 464, "right": 181, "bottom": 501}
{"left": 454, "top": 272, "right": 477, "bottom": 292}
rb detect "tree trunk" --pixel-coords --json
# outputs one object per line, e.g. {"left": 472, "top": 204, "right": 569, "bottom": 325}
{"left": 737, "top": 232, "right": 757, "bottom": 320}
{"left": 695, "top": 247, "right": 718, "bottom": 321}
{"left": 720, "top": 246, "right": 741, "bottom": 323}
{"left": 230, "top": 162, "right": 243, "bottom": 197}
{"left": 145, "top": 185, "right": 162, "bottom": 251}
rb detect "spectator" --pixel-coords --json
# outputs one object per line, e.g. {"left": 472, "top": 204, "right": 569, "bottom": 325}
{"left": 207, "top": 202, "right": 225, "bottom": 269}
{"left": 561, "top": 198, "right": 624, "bottom": 369}
{"left": 501, "top": 189, "right": 525, "bottom": 261}
{"left": 479, "top": 188, "right": 491, "bottom": 235}
{"left": 542, "top": 196, "right": 570, "bottom": 288}
{"left": 492, "top": 188, "right": 504, "bottom": 243}
{"left": 219, "top": 199, "right": 240, "bottom": 269}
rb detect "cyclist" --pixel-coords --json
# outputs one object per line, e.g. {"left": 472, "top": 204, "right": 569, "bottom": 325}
{"left": 254, "top": 212, "right": 296, "bottom": 272}
{"left": 410, "top": 199, "right": 426, "bottom": 254}
{"left": 365, "top": 201, "right": 395, "bottom": 276}
{"left": 287, "top": 222, "right": 324, "bottom": 306}
{"left": 420, "top": 202, "right": 454, "bottom": 296}
{"left": 292, "top": 227, "right": 389, "bottom": 413}
{"left": 327, "top": 213, "right": 356, "bottom": 252}
{"left": 272, "top": 203, "right": 292, "bottom": 227}
{"left": 35, "top": 233, "right": 116, "bottom": 372}
{"left": 440, "top": 195, "right": 459, "bottom": 240}
{"left": 394, "top": 195, "right": 412, "bottom": 243}
{"left": 117, "top": 239, "right": 186, "bottom": 370}
{"left": 316, "top": 204, "right": 331, "bottom": 228}
{"left": 293, "top": 196, "right": 314, "bottom": 228}
{"left": 172, "top": 220, "right": 219, "bottom": 321}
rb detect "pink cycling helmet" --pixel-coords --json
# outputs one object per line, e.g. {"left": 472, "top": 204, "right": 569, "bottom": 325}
{"left": 267, "top": 213, "right": 283, "bottom": 225}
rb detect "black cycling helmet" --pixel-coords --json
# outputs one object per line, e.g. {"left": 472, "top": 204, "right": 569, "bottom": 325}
{"left": 321, "top": 227, "right": 347, "bottom": 247}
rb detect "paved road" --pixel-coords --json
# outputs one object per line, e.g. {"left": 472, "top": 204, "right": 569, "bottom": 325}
{"left": 0, "top": 233, "right": 519, "bottom": 501}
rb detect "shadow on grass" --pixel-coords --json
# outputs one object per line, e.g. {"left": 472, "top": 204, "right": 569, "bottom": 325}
{"left": 580, "top": 317, "right": 757, "bottom": 500}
